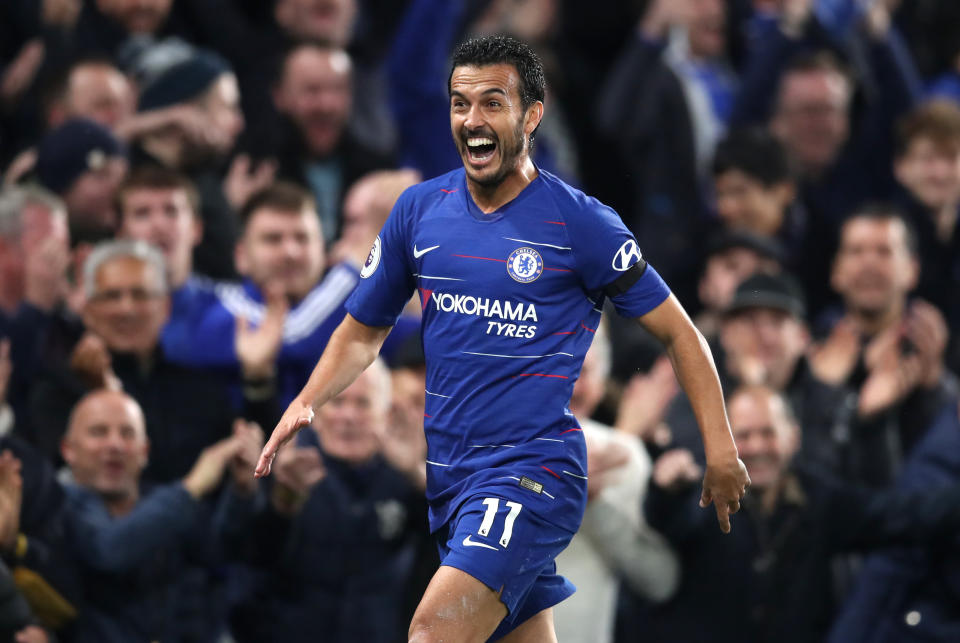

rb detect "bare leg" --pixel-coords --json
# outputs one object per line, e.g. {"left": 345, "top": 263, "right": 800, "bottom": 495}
{"left": 496, "top": 608, "right": 557, "bottom": 643}
{"left": 408, "top": 565, "right": 507, "bottom": 643}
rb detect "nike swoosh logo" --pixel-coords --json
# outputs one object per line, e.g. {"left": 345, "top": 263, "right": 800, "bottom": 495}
{"left": 462, "top": 535, "right": 499, "bottom": 551}
{"left": 413, "top": 244, "right": 440, "bottom": 259}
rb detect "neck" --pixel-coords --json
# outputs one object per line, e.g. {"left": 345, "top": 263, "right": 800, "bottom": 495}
{"left": 104, "top": 488, "right": 139, "bottom": 517}
{"left": 466, "top": 157, "right": 538, "bottom": 213}
{"left": 849, "top": 299, "right": 904, "bottom": 337}
{"left": 933, "top": 203, "right": 959, "bottom": 243}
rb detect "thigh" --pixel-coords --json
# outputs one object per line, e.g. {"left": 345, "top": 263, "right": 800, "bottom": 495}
{"left": 408, "top": 564, "right": 507, "bottom": 643}
{"left": 495, "top": 608, "right": 557, "bottom": 643}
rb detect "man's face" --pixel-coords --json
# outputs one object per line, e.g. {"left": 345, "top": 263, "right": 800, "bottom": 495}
{"left": 729, "top": 390, "right": 797, "bottom": 491}
{"left": 687, "top": 0, "right": 726, "bottom": 60}
{"left": 831, "top": 218, "right": 918, "bottom": 317}
{"left": 197, "top": 74, "right": 245, "bottom": 157}
{"left": 63, "top": 157, "right": 128, "bottom": 234}
{"left": 275, "top": 48, "right": 352, "bottom": 158}
{"left": 83, "top": 256, "right": 169, "bottom": 356}
{"left": 714, "top": 170, "right": 793, "bottom": 236}
{"left": 698, "top": 247, "right": 779, "bottom": 312}
{"left": 97, "top": 0, "right": 172, "bottom": 34}
{"left": 895, "top": 137, "right": 960, "bottom": 211}
{"left": 0, "top": 203, "right": 69, "bottom": 309}
{"left": 65, "top": 64, "right": 134, "bottom": 129}
{"left": 118, "top": 188, "right": 200, "bottom": 288}
{"left": 62, "top": 391, "right": 149, "bottom": 500}
{"left": 274, "top": 0, "right": 356, "bottom": 47}
{"left": 721, "top": 308, "right": 809, "bottom": 389}
{"left": 449, "top": 64, "right": 539, "bottom": 188}
{"left": 315, "top": 368, "right": 386, "bottom": 465}
{"left": 237, "top": 208, "right": 324, "bottom": 300}
{"left": 773, "top": 70, "right": 850, "bottom": 175}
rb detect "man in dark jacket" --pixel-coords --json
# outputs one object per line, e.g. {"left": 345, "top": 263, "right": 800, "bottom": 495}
{"left": 645, "top": 384, "right": 960, "bottom": 643}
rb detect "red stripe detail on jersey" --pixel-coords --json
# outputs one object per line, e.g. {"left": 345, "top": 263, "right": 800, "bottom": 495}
{"left": 418, "top": 288, "right": 434, "bottom": 312}
{"left": 559, "top": 428, "right": 582, "bottom": 434}
{"left": 551, "top": 331, "right": 575, "bottom": 335}
{"left": 424, "top": 413, "right": 433, "bottom": 418}
{"left": 541, "top": 466, "right": 562, "bottom": 479}
{"left": 544, "top": 221, "right": 566, "bottom": 225}
{"left": 512, "top": 373, "right": 569, "bottom": 379}
{"left": 544, "top": 267, "right": 573, "bottom": 272}
{"left": 580, "top": 322, "right": 596, "bottom": 333}
{"left": 440, "top": 188, "right": 458, "bottom": 194}
{"left": 452, "top": 254, "right": 507, "bottom": 263}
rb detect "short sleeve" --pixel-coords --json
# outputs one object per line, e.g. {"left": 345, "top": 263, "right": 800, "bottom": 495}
{"left": 566, "top": 200, "right": 670, "bottom": 318}
{"left": 345, "top": 191, "right": 417, "bottom": 327}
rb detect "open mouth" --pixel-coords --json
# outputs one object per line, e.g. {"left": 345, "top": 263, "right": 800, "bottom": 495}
{"left": 466, "top": 137, "right": 498, "bottom": 165}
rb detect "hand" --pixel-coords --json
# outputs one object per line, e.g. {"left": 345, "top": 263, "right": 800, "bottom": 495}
{"left": 858, "top": 327, "right": 923, "bottom": 418}
{"left": 701, "top": 452, "right": 750, "bottom": 534}
{"left": 24, "top": 236, "right": 69, "bottom": 312}
{"left": 0, "top": 40, "right": 45, "bottom": 105}
{"left": 255, "top": 398, "right": 316, "bottom": 477}
{"left": 270, "top": 446, "right": 325, "bottom": 515}
{"left": 70, "top": 333, "right": 122, "bottom": 391}
{"left": 808, "top": 319, "right": 861, "bottom": 385}
{"left": 0, "top": 340, "right": 10, "bottom": 407}
{"left": 862, "top": 0, "right": 895, "bottom": 40}
{"left": 376, "top": 412, "right": 427, "bottom": 490}
{"left": 228, "top": 419, "right": 264, "bottom": 496}
{"left": 639, "top": 0, "right": 695, "bottom": 39}
{"left": 183, "top": 436, "right": 244, "bottom": 499}
{"left": 0, "top": 450, "right": 22, "bottom": 552}
{"left": 2, "top": 148, "right": 37, "bottom": 186}
{"left": 652, "top": 448, "right": 702, "bottom": 492}
{"left": 223, "top": 154, "right": 278, "bottom": 211}
{"left": 615, "top": 356, "right": 677, "bottom": 443}
{"left": 14, "top": 626, "right": 50, "bottom": 643}
{"left": 42, "top": 0, "right": 81, "bottom": 29}
{"left": 905, "top": 300, "right": 948, "bottom": 389}
{"left": 585, "top": 431, "right": 630, "bottom": 500}
{"left": 235, "top": 282, "right": 288, "bottom": 380}
{"left": 780, "top": 0, "right": 814, "bottom": 37}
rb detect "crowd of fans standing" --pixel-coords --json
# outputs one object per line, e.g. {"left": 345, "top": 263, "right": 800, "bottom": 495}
{"left": 1, "top": 0, "right": 960, "bottom": 641}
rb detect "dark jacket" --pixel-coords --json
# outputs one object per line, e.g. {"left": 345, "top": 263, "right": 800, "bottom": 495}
{"left": 828, "top": 403, "right": 960, "bottom": 642}
{"left": 644, "top": 461, "right": 960, "bottom": 643}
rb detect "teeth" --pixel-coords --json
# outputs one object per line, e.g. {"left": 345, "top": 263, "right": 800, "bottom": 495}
{"left": 467, "top": 137, "right": 495, "bottom": 147}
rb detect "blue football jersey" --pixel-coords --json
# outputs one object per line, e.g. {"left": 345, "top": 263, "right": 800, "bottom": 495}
{"left": 346, "top": 169, "right": 670, "bottom": 534}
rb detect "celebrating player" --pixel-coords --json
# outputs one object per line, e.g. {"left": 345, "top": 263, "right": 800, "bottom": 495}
{"left": 256, "top": 35, "right": 749, "bottom": 643}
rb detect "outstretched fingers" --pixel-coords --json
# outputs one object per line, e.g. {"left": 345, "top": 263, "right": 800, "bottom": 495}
{"left": 254, "top": 414, "right": 310, "bottom": 478}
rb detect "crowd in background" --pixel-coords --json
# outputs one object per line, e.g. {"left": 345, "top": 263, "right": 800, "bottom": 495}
{"left": 1, "top": 0, "right": 960, "bottom": 641}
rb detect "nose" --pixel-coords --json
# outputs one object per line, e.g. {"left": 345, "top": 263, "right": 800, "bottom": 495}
{"left": 463, "top": 104, "right": 487, "bottom": 132}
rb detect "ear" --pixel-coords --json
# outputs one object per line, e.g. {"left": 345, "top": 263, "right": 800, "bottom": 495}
{"left": 773, "top": 180, "right": 796, "bottom": 206}
{"left": 191, "top": 217, "right": 204, "bottom": 247}
{"left": 904, "top": 255, "right": 920, "bottom": 291}
{"left": 60, "top": 437, "right": 75, "bottom": 467}
{"left": 235, "top": 241, "right": 248, "bottom": 276}
{"left": 136, "top": 438, "right": 150, "bottom": 471}
{"left": 524, "top": 101, "right": 544, "bottom": 138}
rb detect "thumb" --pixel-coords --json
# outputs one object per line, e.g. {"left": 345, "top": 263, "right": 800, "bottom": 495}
{"left": 235, "top": 315, "right": 249, "bottom": 338}
{"left": 700, "top": 485, "right": 712, "bottom": 508}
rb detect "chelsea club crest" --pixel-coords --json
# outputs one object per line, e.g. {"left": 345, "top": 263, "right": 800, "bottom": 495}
{"left": 506, "top": 247, "right": 544, "bottom": 283}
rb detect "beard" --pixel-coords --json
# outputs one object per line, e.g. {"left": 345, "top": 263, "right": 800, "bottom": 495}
{"left": 462, "top": 119, "right": 528, "bottom": 188}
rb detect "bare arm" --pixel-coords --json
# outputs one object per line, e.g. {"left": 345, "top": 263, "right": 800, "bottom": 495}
{"left": 637, "top": 294, "right": 750, "bottom": 533}
{"left": 254, "top": 314, "right": 392, "bottom": 477}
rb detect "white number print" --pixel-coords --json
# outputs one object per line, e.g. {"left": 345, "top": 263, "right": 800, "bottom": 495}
{"left": 476, "top": 498, "right": 523, "bottom": 548}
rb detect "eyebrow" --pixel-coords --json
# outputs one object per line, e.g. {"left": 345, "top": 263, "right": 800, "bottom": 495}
{"left": 450, "top": 88, "right": 508, "bottom": 99}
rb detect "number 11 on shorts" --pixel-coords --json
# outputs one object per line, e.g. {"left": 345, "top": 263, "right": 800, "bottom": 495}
{"left": 478, "top": 498, "right": 523, "bottom": 547}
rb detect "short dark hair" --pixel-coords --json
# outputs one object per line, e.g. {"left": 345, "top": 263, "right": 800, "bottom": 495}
{"left": 777, "top": 49, "right": 853, "bottom": 109}
{"left": 840, "top": 203, "right": 919, "bottom": 257}
{"left": 895, "top": 100, "right": 960, "bottom": 158}
{"left": 117, "top": 165, "right": 200, "bottom": 218}
{"left": 449, "top": 35, "right": 545, "bottom": 140}
{"left": 239, "top": 181, "right": 315, "bottom": 232}
{"left": 712, "top": 128, "right": 793, "bottom": 186}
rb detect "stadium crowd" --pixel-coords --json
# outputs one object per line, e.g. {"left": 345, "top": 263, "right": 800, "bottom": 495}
{"left": 1, "top": 0, "right": 960, "bottom": 641}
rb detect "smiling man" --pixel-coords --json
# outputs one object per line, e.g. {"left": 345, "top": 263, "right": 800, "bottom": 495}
{"left": 256, "top": 35, "right": 748, "bottom": 643}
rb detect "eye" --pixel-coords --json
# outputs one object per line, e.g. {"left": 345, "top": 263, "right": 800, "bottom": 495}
{"left": 488, "top": 101, "right": 501, "bottom": 108}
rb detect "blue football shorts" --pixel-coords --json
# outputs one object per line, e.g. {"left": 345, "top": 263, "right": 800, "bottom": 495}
{"left": 436, "top": 490, "right": 577, "bottom": 640}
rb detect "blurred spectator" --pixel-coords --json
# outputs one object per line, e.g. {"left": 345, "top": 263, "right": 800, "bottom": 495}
{"left": 44, "top": 59, "right": 134, "bottom": 132}
{"left": 554, "top": 329, "right": 679, "bottom": 643}
{"left": 132, "top": 47, "right": 256, "bottom": 279}
{"left": 241, "top": 360, "right": 425, "bottom": 643}
{"left": 0, "top": 186, "right": 72, "bottom": 425}
{"left": 161, "top": 182, "right": 364, "bottom": 407}
{"left": 597, "top": 0, "right": 736, "bottom": 302}
{"left": 807, "top": 207, "right": 957, "bottom": 485}
{"left": 271, "top": 43, "right": 393, "bottom": 242}
{"left": 25, "top": 240, "right": 256, "bottom": 482}
{"left": 34, "top": 118, "right": 128, "bottom": 245}
{"left": 645, "top": 384, "right": 960, "bottom": 643}
{"left": 892, "top": 100, "right": 960, "bottom": 372}
{"left": 828, "top": 401, "right": 960, "bottom": 643}
{"left": 60, "top": 388, "right": 262, "bottom": 643}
